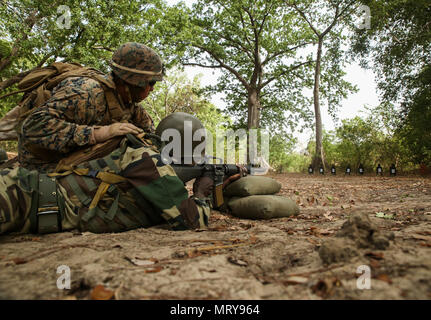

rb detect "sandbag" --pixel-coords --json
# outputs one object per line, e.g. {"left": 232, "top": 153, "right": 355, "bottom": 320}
{"left": 223, "top": 176, "right": 281, "bottom": 197}
{"left": 228, "top": 195, "right": 299, "bottom": 220}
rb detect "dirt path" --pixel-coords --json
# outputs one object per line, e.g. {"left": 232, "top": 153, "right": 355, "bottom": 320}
{"left": 1, "top": 174, "right": 430, "bottom": 300}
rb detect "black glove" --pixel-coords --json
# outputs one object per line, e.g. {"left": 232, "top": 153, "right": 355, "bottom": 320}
{"left": 193, "top": 176, "right": 214, "bottom": 198}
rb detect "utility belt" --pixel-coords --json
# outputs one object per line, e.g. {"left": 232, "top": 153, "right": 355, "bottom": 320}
{"left": 29, "top": 173, "right": 65, "bottom": 234}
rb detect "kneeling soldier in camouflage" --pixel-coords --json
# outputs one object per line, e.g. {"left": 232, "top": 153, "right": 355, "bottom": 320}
{"left": 16, "top": 42, "right": 165, "bottom": 171}
{"left": 0, "top": 134, "right": 213, "bottom": 235}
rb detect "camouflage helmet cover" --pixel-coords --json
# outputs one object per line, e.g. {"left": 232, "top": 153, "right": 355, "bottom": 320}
{"left": 156, "top": 112, "right": 206, "bottom": 163}
{"left": 110, "top": 42, "right": 164, "bottom": 87}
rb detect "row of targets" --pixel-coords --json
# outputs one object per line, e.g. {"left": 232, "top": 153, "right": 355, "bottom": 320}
{"left": 308, "top": 164, "right": 397, "bottom": 176}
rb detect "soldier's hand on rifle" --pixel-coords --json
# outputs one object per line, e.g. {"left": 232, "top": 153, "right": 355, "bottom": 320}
{"left": 93, "top": 122, "right": 143, "bottom": 143}
{"left": 193, "top": 176, "right": 214, "bottom": 198}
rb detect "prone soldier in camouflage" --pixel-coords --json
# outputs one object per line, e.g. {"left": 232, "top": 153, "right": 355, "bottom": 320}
{"left": 17, "top": 42, "right": 163, "bottom": 171}
{"left": 0, "top": 128, "right": 213, "bottom": 234}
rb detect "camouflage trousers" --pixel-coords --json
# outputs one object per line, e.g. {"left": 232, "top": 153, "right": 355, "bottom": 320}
{"left": 0, "top": 144, "right": 211, "bottom": 235}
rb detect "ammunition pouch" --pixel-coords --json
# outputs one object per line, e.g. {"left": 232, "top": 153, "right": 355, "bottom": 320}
{"left": 29, "top": 173, "right": 64, "bottom": 234}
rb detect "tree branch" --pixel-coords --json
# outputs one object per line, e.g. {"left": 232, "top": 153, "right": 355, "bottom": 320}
{"left": 0, "top": 9, "right": 39, "bottom": 72}
{"left": 290, "top": 2, "right": 320, "bottom": 37}
{"left": 191, "top": 45, "right": 250, "bottom": 90}
{"left": 0, "top": 69, "right": 32, "bottom": 92}
{"left": 182, "top": 62, "right": 222, "bottom": 69}
{"left": 260, "top": 60, "right": 313, "bottom": 88}
{"left": 237, "top": 8, "right": 253, "bottom": 48}
{"left": 321, "top": 0, "right": 356, "bottom": 37}
{"left": 92, "top": 46, "right": 115, "bottom": 52}
{"left": 262, "top": 42, "right": 315, "bottom": 66}
{"left": 257, "top": 1, "right": 274, "bottom": 36}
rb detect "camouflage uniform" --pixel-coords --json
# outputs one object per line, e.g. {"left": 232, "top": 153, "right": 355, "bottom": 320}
{"left": 18, "top": 74, "right": 155, "bottom": 171}
{"left": 0, "top": 142, "right": 211, "bottom": 234}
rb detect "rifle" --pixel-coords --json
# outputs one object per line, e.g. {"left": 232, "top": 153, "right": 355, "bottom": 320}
{"left": 171, "top": 163, "right": 251, "bottom": 209}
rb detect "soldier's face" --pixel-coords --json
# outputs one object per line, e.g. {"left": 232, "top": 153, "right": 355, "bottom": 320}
{"left": 130, "top": 81, "right": 155, "bottom": 103}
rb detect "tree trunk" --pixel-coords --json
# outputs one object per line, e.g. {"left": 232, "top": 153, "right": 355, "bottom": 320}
{"left": 246, "top": 88, "right": 261, "bottom": 164}
{"left": 312, "top": 38, "right": 326, "bottom": 170}
{"left": 0, "top": 70, "right": 32, "bottom": 92}
{"left": 247, "top": 88, "right": 260, "bottom": 129}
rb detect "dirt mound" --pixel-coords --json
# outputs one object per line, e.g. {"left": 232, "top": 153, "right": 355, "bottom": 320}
{"left": 319, "top": 212, "right": 395, "bottom": 264}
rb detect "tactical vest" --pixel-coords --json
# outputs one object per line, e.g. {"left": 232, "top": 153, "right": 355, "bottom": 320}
{"left": 2, "top": 62, "right": 128, "bottom": 121}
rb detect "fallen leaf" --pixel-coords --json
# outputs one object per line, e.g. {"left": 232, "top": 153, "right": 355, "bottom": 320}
{"left": 364, "top": 252, "right": 384, "bottom": 260}
{"left": 375, "top": 212, "right": 394, "bottom": 219}
{"left": 375, "top": 274, "right": 392, "bottom": 284}
{"left": 412, "top": 234, "right": 431, "bottom": 242}
{"left": 416, "top": 231, "right": 431, "bottom": 236}
{"left": 376, "top": 212, "right": 385, "bottom": 218}
{"left": 249, "top": 235, "right": 258, "bottom": 244}
{"left": 369, "top": 259, "right": 381, "bottom": 269}
{"left": 90, "top": 285, "right": 114, "bottom": 300}
{"left": 187, "top": 250, "right": 202, "bottom": 258}
{"left": 307, "top": 238, "right": 319, "bottom": 245}
{"left": 12, "top": 258, "right": 27, "bottom": 265}
{"left": 144, "top": 266, "right": 163, "bottom": 273}
{"left": 170, "top": 268, "right": 178, "bottom": 275}
{"left": 312, "top": 278, "right": 342, "bottom": 298}
{"left": 318, "top": 228, "right": 334, "bottom": 236}
{"left": 227, "top": 256, "right": 248, "bottom": 267}
{"left": 323, "top": 212, "right": 334, "bottom": 221}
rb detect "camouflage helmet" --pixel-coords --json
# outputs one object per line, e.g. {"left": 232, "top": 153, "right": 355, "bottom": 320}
{"left": 0, "top": 148, "right": 7, "bottom": 164}
{"left": 110, "top": 42, "right": 164, "bottom": 87}
{"left": 156, "top": 112, "right": 206, "bottom": 164}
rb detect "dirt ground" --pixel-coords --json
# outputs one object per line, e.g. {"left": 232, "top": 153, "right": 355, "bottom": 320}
{"left": 0, "top": 172, "right": 430, "bottom": 300}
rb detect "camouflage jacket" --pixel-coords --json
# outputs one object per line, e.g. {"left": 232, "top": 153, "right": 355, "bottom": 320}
{"left": 17, "top": 73, "right": 155, "bottom": 171}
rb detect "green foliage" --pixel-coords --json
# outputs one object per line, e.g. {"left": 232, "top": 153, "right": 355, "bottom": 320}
{"left": 141, "top": 69, "right": 230, "bottom": 135}
{"left": 353, "top": 0, "right": 430, "bottom": 104}
{"left": 352, "top": 0, "right": 431, "bottom": 165}
{"left": 397, "top": 66, "right": 431, "bottom": 164}
{"left": 269, "top": 135, "right": 296, "bottom": 172}
{"left": 334, "top": 116, "right": 380, "bottom": 169}
{"left": 0, "top": 0, "right": 185, "bottom": 115}
{"left": 181, "top": 0, "right": 316, "bottom": 132}
{"left": 0, "top": 140, "right": 17, "bottom": 153}
{"left": 304, "top": 109, "right": 413, "bottom": 172}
